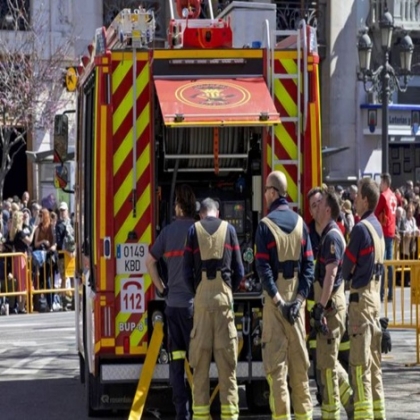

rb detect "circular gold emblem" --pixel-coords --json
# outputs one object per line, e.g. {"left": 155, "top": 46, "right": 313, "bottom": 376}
{"left": 175, "top": 81, "right": 251, "bottom": 109}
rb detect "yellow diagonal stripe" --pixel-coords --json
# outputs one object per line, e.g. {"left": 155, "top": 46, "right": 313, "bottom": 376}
{"left": 275, "top": 79, "right": 297, "bottom": 118}
{"left": 115, "top": 183, "right": 152, "bottom": 245}
{"left": 114, "top": 143, "right": 150, "bottom": 217}
{"left": 267, "top": 143, "right": 298, "bottom": 203}
{"left": 279, "top": 58, "right": 298, "bottom": 86}
{"left": 274, "top": 164, "right": 298, "bottom": 203}
{"left": 113, "top": 104, "right": 150, "bottom": 178}
{"left": 113, "top": 64, "right": 149, "bottom": 135}
{"left": 275, "top": 124, "right": 298, "bottom": 160}
{"left": 115, "top": 304, "right": 131, "bottom": 329}
{"left": 112, "top": 59, "right": 132, "bottom": 94}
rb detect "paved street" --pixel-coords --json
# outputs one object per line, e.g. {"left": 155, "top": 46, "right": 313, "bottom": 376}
{"left": 0, "top": 299, "right": 420, "bottom": 419}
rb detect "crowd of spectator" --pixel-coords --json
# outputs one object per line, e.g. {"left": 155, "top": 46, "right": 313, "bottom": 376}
{"left": 0, "top": 191, "right": 76, "bottom": 315}
{"left": 332, "top": 178, "right": 420, "bottom": 258}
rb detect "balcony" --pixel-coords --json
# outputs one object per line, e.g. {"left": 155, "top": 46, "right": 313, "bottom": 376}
{"left": 369, "top": 0, "right": 420, "bottom": 32}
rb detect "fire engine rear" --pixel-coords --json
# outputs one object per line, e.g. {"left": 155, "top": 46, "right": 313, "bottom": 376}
{"left": 72, "top": 1, "right": 322, "bottom": 416}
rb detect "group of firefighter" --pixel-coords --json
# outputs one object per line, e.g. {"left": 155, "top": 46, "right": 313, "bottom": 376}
{"left": 145, "top": 170, "right": 392, "bottom": 420}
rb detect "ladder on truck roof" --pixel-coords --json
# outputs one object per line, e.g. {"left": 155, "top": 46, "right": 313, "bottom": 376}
{"left": 264, "top": 20, "right": 309, "bottom": 211}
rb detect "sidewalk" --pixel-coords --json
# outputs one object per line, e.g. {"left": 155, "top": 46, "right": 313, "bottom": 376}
{"left": 380, "top": 328, "right": 420, "bottom": 420}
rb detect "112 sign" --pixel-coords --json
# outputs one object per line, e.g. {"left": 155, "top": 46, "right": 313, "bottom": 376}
{"left": 120, "top": 278, "right": 145, "bottom": 313}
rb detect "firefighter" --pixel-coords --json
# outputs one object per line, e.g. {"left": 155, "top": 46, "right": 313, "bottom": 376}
{"left": 342, "top": 177, "right": 386, "bottom": 420}
{"left": 255, "top": 170, "right": 314, "bottom": 420}
{"left": 310, "top": 188, "right": 353, "bottom": 419}
{"left": 183, "top": 198, "right": 244, "bottom": 420}
{"left": 145, "top": 184, "right": 197, "bottom": 420}
{"left": 306, "top": 187, "right": 323, "bottom": 404}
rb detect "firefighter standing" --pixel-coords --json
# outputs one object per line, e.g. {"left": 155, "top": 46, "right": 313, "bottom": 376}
{"left": 310, "top": 189, "right": 353, "bottom": 419}
{"left": 306, "top": 186, "right": 324, "bottom": 405}
{"left": 184, "top": 198, "right": 244, "bottom": 420}
{"left": 145, "top": 184, "right": 197, "bottom": 420}
{"left": 342, "top": 177, "right": 386, "bottom": 420}
{"left": 255, "top": 170, "right": 314, "bottom": 420}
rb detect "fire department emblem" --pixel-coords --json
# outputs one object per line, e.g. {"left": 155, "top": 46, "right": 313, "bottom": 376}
{"left": 330, "top": 242, "right": 336, "bottom": 255}
{"left": 175, "top": 81, "right": 251, "bottom": 109}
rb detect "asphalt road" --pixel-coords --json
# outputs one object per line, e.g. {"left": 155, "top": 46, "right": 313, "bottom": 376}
{"left": 0, "top": 292, "right": 420, "bottom": 419}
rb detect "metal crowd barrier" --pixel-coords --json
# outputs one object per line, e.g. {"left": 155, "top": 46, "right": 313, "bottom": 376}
{"left": 382, "top": 258, "right": 420, "bottom": 365}
{"left": 0, "top": 250, "right": 75, "bottom": 315}
{"left": 0, "top": 252, "right": 30, "bottom": 315}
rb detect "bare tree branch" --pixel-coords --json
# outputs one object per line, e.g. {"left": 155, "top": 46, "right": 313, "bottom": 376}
{"left": 0, "top": 0, "right": 79, "bottom": 201}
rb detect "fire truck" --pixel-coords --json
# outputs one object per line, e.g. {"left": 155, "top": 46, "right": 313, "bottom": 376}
{"left": 70, "top": 1, "right": 322, "bottom": 416}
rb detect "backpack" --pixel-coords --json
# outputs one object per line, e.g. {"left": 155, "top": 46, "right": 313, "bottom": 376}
{"left": 63, "top": 221, "right": 76, "bottom": 253}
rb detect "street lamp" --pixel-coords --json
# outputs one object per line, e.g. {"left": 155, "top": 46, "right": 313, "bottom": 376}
{"left": 357, "top": 10, "right": 414, "bottom": 174}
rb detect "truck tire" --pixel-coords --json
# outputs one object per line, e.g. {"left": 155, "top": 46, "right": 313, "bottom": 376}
{"left": 245, "top": 380, "right": 270, "bottom": 414}
{"left": 85, "top": 356, "right": 101, "bottom": 417}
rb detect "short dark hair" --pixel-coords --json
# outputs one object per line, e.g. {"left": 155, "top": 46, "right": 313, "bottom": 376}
{"left": 199, "top": 198, "right": 219, "bottom": 214}
{"left": 381, "top": 173, "right": 392, "bottom": 187}
{"left": 322, "top": 190, "right": 341, "bottom": 221}
{"left": 307, "top": 186, "right": 324, "bottom": 201}
{"left": 175, "top": 184, "right": 196, "bottom": 218}
{"left": 359, "top": 177, "right": 380, "bottom": 211}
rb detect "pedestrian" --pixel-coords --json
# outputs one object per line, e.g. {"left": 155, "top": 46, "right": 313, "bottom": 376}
{"left": 145, "top": 184, "right": 197, "bottom": 420}
{"left": 374, "top": 173, "right": 397, "bottom": 302}
{"left": 184, "top": 197, "right": 244, "bottom": 420}
{"left": 342, "top": 177, "right": 386, "bottom": 420}
{"left": 309, "top": 189, "right": 353, "bottom": 419}
{"left": 56, "top": 202, "right": 76, "bottom": 311}
{"left": 255, "top": 170, "right": 314, "bottom": 420}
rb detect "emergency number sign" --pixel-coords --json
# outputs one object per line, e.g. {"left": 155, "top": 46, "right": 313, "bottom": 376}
{"left": 116, "top": 243, "right": 148, "bottom": 275}
{"left": 120, "top": 278, "right": 145, "bottom": 313}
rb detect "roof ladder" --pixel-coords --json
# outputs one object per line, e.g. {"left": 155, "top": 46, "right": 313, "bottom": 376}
{"left": 265, "top": 20, "right": 309, "bottom": 211}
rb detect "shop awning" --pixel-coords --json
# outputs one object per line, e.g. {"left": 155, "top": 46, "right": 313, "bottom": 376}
{"left": 154, "top": 77, "right": 280, "bottom": 127}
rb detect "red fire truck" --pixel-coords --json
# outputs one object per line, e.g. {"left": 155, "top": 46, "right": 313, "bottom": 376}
{"left": 69, "top": 1, "right": 322, "bottom": 416}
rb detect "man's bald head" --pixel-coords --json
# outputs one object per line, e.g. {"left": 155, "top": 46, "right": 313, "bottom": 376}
{"left": 267, "top": 171, "right": 288, "bottom": 197}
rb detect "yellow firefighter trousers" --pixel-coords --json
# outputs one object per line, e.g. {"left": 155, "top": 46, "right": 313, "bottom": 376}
{"left": 262, "top": 279, "right": 312, "bottom": 420}
{"left": 314, "top": 282, "right": 353, "bottom": 420}
{"left": 189, "top": 272, "right": 239, "bottom": 420}
{"left": 349, "top": 280, "right": 385, "bottom": 420}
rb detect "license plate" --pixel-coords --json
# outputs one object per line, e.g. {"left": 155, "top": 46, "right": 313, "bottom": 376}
{"left": 116, "top": 243, "right": 148, "bottom": 275}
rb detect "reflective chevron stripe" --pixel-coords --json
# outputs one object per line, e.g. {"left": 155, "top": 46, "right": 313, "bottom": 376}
{"left": 111, "top": 51, "right": 153, "bottom": 354}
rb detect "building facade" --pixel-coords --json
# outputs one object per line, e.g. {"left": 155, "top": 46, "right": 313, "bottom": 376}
{"left": 320, "top": 0, "right": 420, "bottom": 186}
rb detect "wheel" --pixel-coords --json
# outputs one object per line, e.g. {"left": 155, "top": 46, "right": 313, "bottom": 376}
{"left": 245, "top": 380, "right": 271, "bottom": 414}
{"left": 85, "top": 353, "right": 101, "bottom": 417}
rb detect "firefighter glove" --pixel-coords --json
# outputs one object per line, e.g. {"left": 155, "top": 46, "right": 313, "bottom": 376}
{"left": 156, "top": 286, "right": 168, "bottom": 298}
{"left": 276, "top": 301, "right": 294, "bottom": 325}
{"left": 381, "top": 329, "right": 392, "bottom": 354}
{"left": 288, "top": 299, "right": 303, "bottom": 325}
{"left": 380, "top": 317, "right": 389, "bottom": 330}
{"left": 310, "top": 303, "right": 328, "bottom": 335}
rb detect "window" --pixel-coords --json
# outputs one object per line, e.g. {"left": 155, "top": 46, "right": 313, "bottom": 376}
{"left": 0, "top": 0, "right": 30, "bottom": 31}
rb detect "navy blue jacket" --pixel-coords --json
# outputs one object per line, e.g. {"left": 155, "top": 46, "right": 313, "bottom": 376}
{"left": 316, "top": 221, "right": 345, "bottom": 290}
{"left": 255, "top": 198, "right": 314, "bottom": 299}
{"left": 183, "top": 217, "right": 244, "bottom": 294}
{"left": 342, "top": 211, "right": 384, "bottom": 289}
{"left": 308, "top": 218, "right": 321, "bottom": 257}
